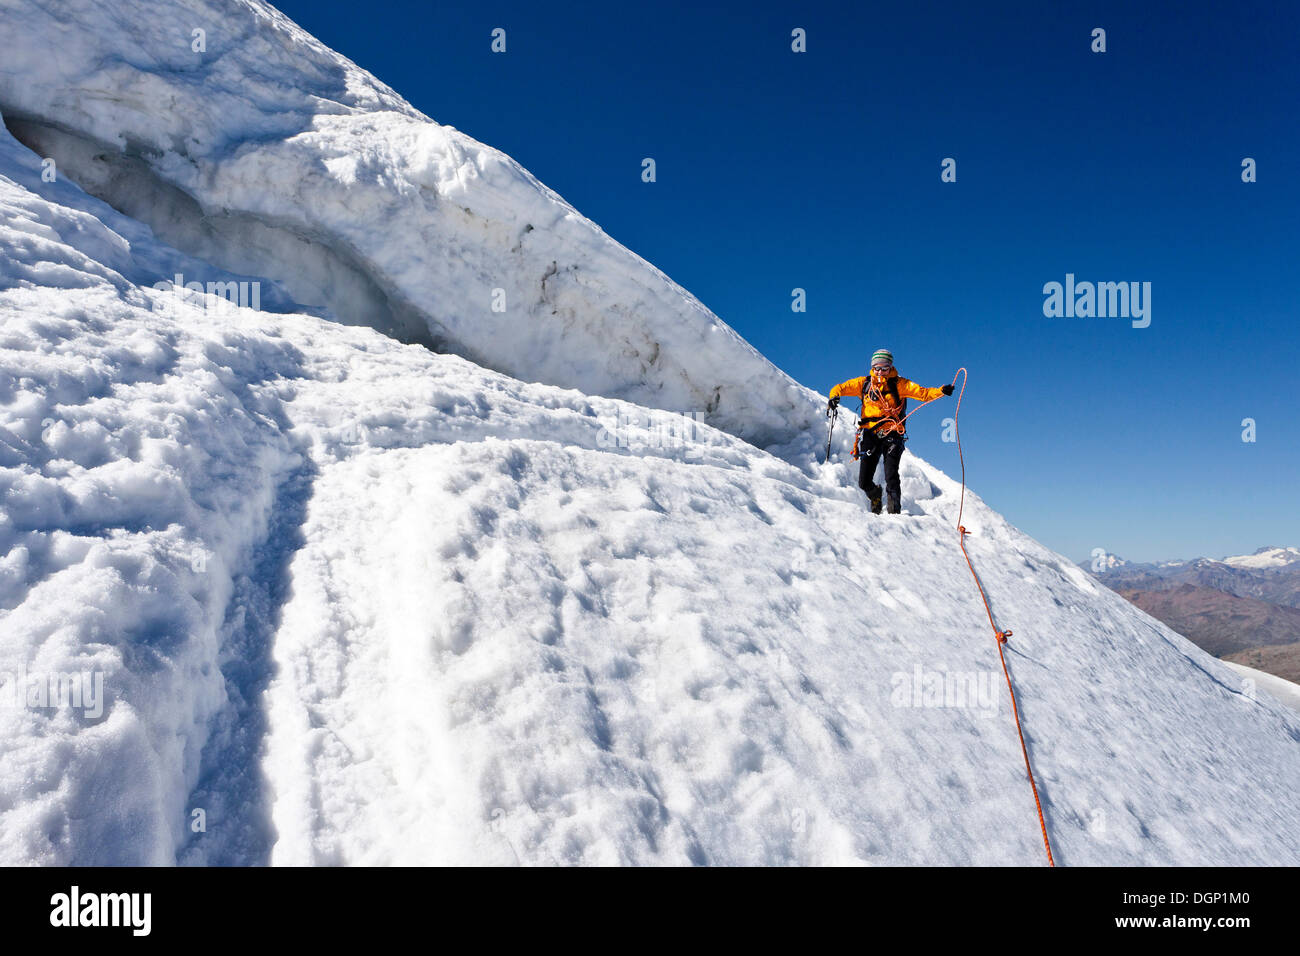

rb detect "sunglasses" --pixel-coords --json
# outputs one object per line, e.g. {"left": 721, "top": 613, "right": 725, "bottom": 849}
{"left": 872, "top": 364, "right": 894, "bottom": 373}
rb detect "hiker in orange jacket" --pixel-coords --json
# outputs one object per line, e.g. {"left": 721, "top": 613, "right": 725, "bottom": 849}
{"left": 827, "top": 348, "right": 954, "bottom": 514}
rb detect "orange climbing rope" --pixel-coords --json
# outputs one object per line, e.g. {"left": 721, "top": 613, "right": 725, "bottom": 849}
{"left": 846, "top": 367, "right": 1056, "bottom": 864}
{"left": 950, "top": 368, "right": 1056, "bottom": 867}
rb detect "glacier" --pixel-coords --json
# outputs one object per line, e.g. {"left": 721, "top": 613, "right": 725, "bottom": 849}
{"left": 0, "top": 0, "right": 814, "bottom": 452}
{"left": 1, "top": 0, "right": 1298, "bottom": 866}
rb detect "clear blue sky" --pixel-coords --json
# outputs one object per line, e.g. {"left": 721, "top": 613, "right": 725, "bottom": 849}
{"left": 276, "top": 0, "right": 1298, "bottom": 563}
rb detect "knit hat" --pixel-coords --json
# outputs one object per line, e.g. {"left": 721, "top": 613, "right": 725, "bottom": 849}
{"left": 871, "top": 348, "right": 894, "bottom": 368}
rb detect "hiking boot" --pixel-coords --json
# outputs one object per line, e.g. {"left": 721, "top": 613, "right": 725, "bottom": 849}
{"left": 869, "top": 491, "right": 883, "bottom": 514}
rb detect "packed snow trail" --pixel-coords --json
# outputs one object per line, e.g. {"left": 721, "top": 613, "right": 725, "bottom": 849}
{"left": 2, "top": 8, "right": 1300, "bottom": 865}
{"left": 0, "top": 123, "right": 304, "bottom": 863}
{"left": 256, "top": 352, "right": 1300, "bottom": 864}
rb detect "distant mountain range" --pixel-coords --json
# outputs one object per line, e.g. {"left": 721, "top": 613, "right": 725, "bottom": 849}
{"left": 1116, "top": 584, "right": 1300, "bottom": 656}
{"left": 1085, "top": 547, "right": 1300, "bottom": 679}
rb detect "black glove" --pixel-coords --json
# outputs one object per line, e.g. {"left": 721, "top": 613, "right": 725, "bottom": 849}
{"left": 827, "top": 396, "right": 840, "bottom": 412}
{"left": 941, "top": 384, "right": 954, "bottom": 396}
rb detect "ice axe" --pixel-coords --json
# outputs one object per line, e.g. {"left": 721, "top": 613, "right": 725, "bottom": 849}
{"left": 823, "top": 400, "right": 839, "bottom": 463}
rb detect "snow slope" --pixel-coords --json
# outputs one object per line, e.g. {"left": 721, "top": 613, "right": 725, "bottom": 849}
{"left": 0, "top": 0, "right": 814, "bottom": 451}
{"left": 1224, "top": 663, "right": 1300, "bottom": 715}
{"left": 3, "top": 109, "right": 1300, "bottom": 866}
{"left": 3, "top": 1, "right": 1300, "bottom": 866}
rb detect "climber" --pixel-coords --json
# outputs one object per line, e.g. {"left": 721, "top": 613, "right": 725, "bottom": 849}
{"left": 827, "top": 348, "right": 954, "bottom": 514}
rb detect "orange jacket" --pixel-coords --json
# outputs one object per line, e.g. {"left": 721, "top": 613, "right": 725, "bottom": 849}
{"left": 830, "top": 371, "right": 945, "bottom": 435}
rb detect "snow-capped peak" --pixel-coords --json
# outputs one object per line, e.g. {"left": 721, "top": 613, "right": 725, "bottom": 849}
{"left": 1086, "top": 551, "right": 1127, "bottom": 571}
{"left": 1221, "top": 546, "right": 1300, "bottom": 570}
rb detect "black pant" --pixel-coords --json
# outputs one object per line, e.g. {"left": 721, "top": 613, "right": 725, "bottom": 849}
{"left": 858, "top": 430, "right": 905, "bottom": 513}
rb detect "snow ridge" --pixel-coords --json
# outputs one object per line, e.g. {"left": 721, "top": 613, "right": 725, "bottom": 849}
{"left": 0, "top": 0, "right": 817, "bottom": 452}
